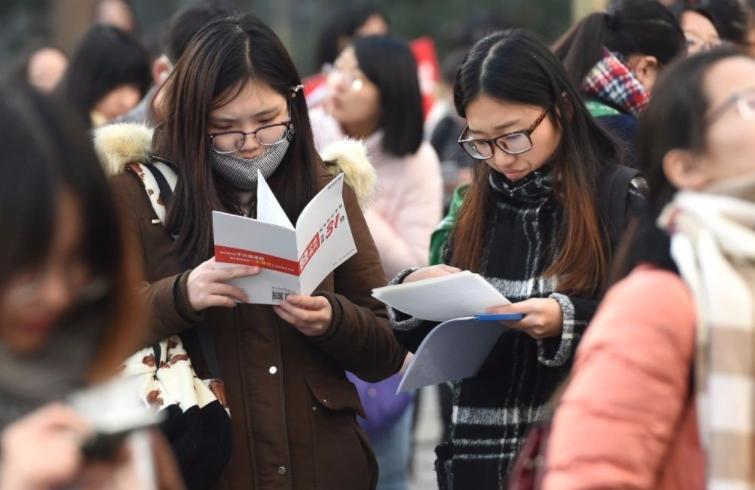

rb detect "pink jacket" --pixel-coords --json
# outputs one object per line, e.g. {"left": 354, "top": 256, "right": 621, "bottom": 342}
{"left": 310, "top": 109, "right": 443, "bottom": 278}
{"left": 543, "top": 266, "right": 705, "bottom": 490}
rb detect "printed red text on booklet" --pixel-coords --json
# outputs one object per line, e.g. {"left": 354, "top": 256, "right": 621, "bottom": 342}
{"left": 212, "top": 171, "right": 357, "bottom": 304}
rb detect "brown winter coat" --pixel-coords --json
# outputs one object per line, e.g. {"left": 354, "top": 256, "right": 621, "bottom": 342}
{"left": 100, "top": 123, "right": 406, "bottom": 490}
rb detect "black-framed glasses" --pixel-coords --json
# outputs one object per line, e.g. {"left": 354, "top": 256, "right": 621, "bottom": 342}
{"left": 458, "top": 104, "right": 552, "bottom": 160}
{"left": 707, "top": 89, "right": 755, "bottom": 125}
{"left": 209, "top": 120, "right": 292, "bottom": 154}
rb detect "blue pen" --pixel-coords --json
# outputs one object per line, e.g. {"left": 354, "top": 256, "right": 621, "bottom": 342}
{"left": 475, "top": 313, "right": 525, "bottom": 322}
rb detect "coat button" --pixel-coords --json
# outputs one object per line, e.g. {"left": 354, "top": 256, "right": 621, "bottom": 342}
{"left": 277, "top": 465, "right": 287, "bottom": 476}
{"left": 268, "top": 366, "right": 277, "bottom": 374}
{"left": 312, "top": 406, "right": 317, "bottom": 411}
{"left": 322, "top": 398, "right": 328, "bottom": 404}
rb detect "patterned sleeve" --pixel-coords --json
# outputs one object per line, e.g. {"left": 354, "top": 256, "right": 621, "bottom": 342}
{"left": 536, "top": 294, "right": 598, "bottom": 367}
{"left": 386, "top": 268, "right": 440, "bottom": 353}
{"left": 532, "top": 175, "right": 647, "bottom": 367}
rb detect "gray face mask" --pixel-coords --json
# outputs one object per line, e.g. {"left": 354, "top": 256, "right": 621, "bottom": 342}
{"left": 209, "top": 132, "right": 292, "bottom": 190}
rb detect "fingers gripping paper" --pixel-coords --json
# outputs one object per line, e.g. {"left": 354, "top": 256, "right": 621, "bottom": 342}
{"left": 372, "top": 271, "right": 510, "bottom": 322}
{"left": 213, "top": 171, "right": 357, "bottom": 304}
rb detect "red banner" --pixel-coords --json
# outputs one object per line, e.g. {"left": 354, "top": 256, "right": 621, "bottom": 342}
{"left": 215, "top": 245, "right": 301, "bottom": 276}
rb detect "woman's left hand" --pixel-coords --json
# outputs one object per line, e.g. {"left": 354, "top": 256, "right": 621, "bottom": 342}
{"left": 274, "top": 295, "right": 333, "bottom": 336}
{"left": 486, "top": 298, "right": 563, "bottom": 339}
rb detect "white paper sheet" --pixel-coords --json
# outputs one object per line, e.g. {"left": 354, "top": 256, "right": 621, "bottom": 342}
{"left": 397, "top": 317, "right": 511, "bottom": 393}
{"left": 212, "top": 173, "right": 357, "bottom": 304}
{"left": 372, "top": 271, "right": 510, "bottom": 322}
{"left": 256, "top": 169, "right": 294, "bottom": 229}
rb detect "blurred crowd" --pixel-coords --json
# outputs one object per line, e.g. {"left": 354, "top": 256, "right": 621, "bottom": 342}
{"left": 3, "top": 0, "right": 755, "bottom": 489}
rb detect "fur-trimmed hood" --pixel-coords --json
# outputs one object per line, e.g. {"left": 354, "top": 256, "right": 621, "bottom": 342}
{"left": 93, "top": 123, "right": 376, "bottom": 209}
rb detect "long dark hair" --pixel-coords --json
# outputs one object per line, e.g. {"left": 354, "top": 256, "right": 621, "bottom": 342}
{"left": 352, "top": 35, "right": 423, "bottom": 157}
{"left": 615, "top": 47, "right": 746, "bottom": 277}
{"left": 696, "top": 0, "right": 749, "bottom": 45}
{"left": 59, "top": 24, "right": 150, "bottom": 126}
{"left": 0, "top": 85, "right": 142, "bottom": 380}
{"left": 452, "top": 29, "right": 621, "bottom": 295}
{"left": 553, "top": 0, "right": 685, "bottom": 88}
{"left": 156, "top": 14, "right": 319, "bottom": 266}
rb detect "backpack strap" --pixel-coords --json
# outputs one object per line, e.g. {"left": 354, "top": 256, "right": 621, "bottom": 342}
{"left": 597, "top": 164, "right": 641, "bottom": 250}
{"left": 125, "top": 160, "right": 177, "bottom": 224}
{"left": 126, "top": 159, "right": 223, "bottom": 380}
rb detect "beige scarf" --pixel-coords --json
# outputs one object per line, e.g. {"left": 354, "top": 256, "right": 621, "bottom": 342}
{"left": 659, "top": 177, "right": 755, "bottom": 489}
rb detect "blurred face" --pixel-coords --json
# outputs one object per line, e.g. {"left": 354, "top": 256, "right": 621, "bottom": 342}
{"left": 462, "top": 95, "right": 561, "bottom": 182}
{"left": 0, "top": 191, "right": 95, "bottom": 354}
{"left": 356, "top": 14, "right": 389, "bottom": 36}
{"left": 27, "top": 48, "right": 67, "bottom": 94}
{"left": 92, "top": 84, "right": 142, "bottom": 123}
{"left": 696, "top": 57, "right": 755, "bottom": 184}
{"left": 326, "top": 47, "right": 380, "bottom": 135}
{"left": 95, "top": 0, "right": 135, "bottom": 33}
{"left": 208, "top": 79, "right": 289, "bottom": 159}
{"left": 682, "top": 11, "right": 721, "bottom": 54}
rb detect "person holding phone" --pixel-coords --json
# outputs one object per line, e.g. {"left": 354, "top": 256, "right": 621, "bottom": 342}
{"left": 107, "top": 14, "right": 406, "bottom": 490}
{"left": 387, "top": 29, "right": 645, "bottom": 489}
{"left": 0, "top": 85, "right": 181, "bottom": 489}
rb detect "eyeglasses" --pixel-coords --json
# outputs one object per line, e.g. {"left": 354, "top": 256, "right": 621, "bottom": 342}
{"left": 323, "top": 63, "right": 366, "bottom": 92}
{"left": 707, "top": 89, "right": 755, "bottom": 125}
{"left": 209, "top": 120, "right": 292, "bottom": 155}
{"left": 458, "top": 104, "right": 552, "bottom": 160}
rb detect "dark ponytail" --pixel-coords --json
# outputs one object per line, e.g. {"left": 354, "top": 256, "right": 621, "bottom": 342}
{"left": 553, "top": 0, "right": 685, "bottom": 87}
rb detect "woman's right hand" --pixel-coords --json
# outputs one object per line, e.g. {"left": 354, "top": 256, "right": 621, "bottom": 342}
{"left": 403, "top": 264, "right": 462, "bottom": 283}
{"left": 0, "top": 403, "right": 92, "bottom": 490}
{"left": 187, "top": 257, "right": 261, "bottom": 311}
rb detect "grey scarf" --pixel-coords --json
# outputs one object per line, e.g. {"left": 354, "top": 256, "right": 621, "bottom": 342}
{"left": 209, "top": 134, "right": 292, "bottom": 190}
{"left": 0, "top": 315, "right": 100, "bottom": 430}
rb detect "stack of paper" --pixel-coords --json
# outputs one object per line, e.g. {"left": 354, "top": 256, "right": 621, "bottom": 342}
{"left": 372, "top": 271, "right": 523, "bottom": 393}
{"left": 372, "top": 271, "right": 510, "bottom": 322}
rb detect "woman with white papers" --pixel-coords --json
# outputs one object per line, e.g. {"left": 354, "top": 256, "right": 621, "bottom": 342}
{"left": 386, "top": 29, "right": 646, "bottom": 489}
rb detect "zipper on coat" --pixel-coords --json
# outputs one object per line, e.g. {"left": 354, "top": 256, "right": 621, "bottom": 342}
{"left": 273, "top": 314, "right": 295, "bottom": 490}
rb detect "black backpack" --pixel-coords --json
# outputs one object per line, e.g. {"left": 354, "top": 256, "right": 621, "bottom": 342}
{"left": 596, "top": 164, "right": 643, "bottom": 251}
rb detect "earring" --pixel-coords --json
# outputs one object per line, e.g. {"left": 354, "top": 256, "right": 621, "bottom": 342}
{"left": 290, "top": 84, "right": 304, "bottom": 98}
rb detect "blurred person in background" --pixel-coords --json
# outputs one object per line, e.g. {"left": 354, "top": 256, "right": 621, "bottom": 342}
{"left": 314, "top": 3, "right": 390, "bottom": 72}
{"left": 544, "top": 47, "right": 755, "bottom": 490}
{"left": 60, "top": 24, "right": 150, "bottom": 127}
{"left": 107, "top": 14, "right": 406, "bottom": 489}
{"left": 427, "top": 12, "right": 511, "bottom": 212}
{"left": 697, "top": 0, "right": 749, "bottom": 47}
{"left": 15, "top": 45, "right": 68, "bottom": 94}
{"left": 679, "top": 3, "right": 722, "bottom": 54}
{"left": 306, "top": 3, "right": 390, "bottom": 107}
{"left": 93, "top": 0, "right": 138, "bottom": 34}
{"left": 314, "top": 35, "right": 442, "bottom": 280}
{"left": 311, "top": 35, "right": 442, "bottom": 490}
{"left": 553, "top": 0, "right": 686, "bottom": 164}
{"left": 427, "top": 52, "right": 475, "bottom": 250}
{"left": 0, "top": 85, "right": 181, "bottom": 489}
{"left": 119, "top": 0, "right": 235, "bottom": 126}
